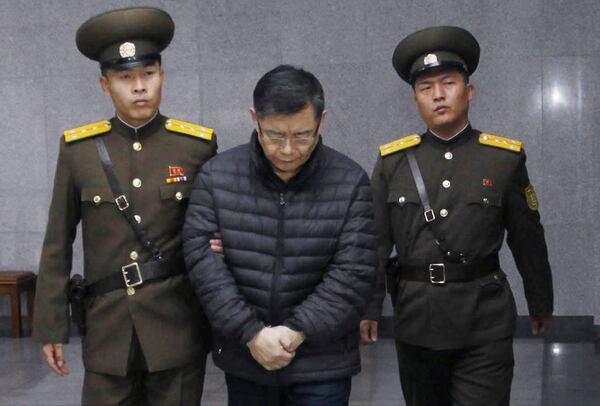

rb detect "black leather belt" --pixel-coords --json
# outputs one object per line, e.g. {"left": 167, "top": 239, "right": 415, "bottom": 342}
{"left": 398, "top": 256, "right": 500, "bottom": 284}
{"left": 87, "top": 256, "right": 185, "bottom": 297}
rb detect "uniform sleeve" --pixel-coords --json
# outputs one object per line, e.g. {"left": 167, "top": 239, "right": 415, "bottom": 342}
{"left": 363, "top": 156, "right": 394, "bottom": 321}
{"left": 33, "top": 138, "right": 81, "bottom": 344}
{"left": 504, "top": 150, "right": 553, "bottom": 317}
{"left": 283, "top": 171, "right": 378, "bottom": 344}
{"left": 183, "top": 163, "right": 265, "bottom": 345}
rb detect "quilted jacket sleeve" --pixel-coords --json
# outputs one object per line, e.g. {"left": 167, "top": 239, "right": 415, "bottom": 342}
{"left": 183, "top": 162, "right": 265, "bottom": 345}
{"left": 283, "top": 171, "right": 378, "bottom": 344}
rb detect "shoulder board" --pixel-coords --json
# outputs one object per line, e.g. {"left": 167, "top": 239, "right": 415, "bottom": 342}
{"left": 165, "top": 118, "right": 213, "bottom": 141}
{"left": 63, "top": 120, "right": 111, "bottom": 143}
{"left": 379, "top": 134, "right": 421, "bottom": 157}
{"left": 479, "top": 133, "right": 522, "bottom": 153}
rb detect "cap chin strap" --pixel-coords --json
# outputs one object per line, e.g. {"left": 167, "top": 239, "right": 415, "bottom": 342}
{"left": 100, "top": 53, "right": 161, "bottom": 71}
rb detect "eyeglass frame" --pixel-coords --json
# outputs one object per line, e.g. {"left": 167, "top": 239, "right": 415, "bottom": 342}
{"left": 256, "top": 116, "right": 322, "bottom": 148}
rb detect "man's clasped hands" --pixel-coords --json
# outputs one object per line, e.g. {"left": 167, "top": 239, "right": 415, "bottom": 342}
{"left": 247, "top": 326, "right": 305, "bottom": 371}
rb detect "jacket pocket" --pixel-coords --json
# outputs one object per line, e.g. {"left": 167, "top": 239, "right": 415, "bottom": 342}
{"left": 478, "top": 270, "right": 507, "bottom": 298}
{"left": 80, "top": 187, "right": 116, "bottom": 206}
{"left": 474, "top": 270, "right": 515, "bottom": 331}
{"left": 387, "top": 189, "right": 420, "bottom": 254}
{"left": 159, "top": 183, "right": 193, "bottom": 202}
{"left": 464, "top": 190, "right": 504, "bottom": 238}
{"left": 466, "top": 190, "right": 503, "bottom": 209}
{"left": 387, "top": 188, "right": 420, "bottom": 207}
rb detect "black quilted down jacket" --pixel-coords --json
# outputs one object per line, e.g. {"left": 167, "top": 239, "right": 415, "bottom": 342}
{"left": 183, "top": 132, "right": 377, "bottom": 385}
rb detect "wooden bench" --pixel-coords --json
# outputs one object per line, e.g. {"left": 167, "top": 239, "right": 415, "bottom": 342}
{"left": 0, "top": 271, "right": 36, "bottom": 337}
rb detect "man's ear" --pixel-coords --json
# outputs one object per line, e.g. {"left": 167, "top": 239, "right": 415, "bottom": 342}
{"left": 467, "top": 82, "right": 475, "bottom": 102}
{"left": 317, "top": 111, "right": 328, "bottom": 136}
{"left": 99, "top": 75, "right": 110, "bottom": 97}
{"left": 249, "top": 107, "right": 259, "bottom": 133}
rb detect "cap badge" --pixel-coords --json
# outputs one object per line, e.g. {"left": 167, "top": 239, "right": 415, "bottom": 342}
{"left": 424, "top": 53, "right": 438, "bottom": 66}
{"left": 119, "top": 42, "right": 136, "bottom": 58}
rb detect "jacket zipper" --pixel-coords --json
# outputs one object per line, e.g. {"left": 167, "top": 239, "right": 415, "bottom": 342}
{"left": 269, "top": 191, "right": 286, "bottom": 325}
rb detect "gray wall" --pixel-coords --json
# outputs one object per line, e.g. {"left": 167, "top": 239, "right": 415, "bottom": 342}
{"left": 0, "top": 0, "right": 599, "bottom": 321}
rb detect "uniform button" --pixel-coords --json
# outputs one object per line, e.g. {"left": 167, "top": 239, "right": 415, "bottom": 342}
{"left": 132, "top": 178, "right": 142, "bottom": 188}
{"left": 442, "top": 180, "right": 451, "bottom": 188}
{"left": 175, "top": 192, "right": 183, "bottom": 201}
{"left": 93, "top": 195, "right": 101, "bottom": 204}
{"left": 133, "top": 142, "right": 142, "bottom": 152}
{"left": 134, "top": 215, "right": 142, "bottom": 224}
{"left": 398, "top": 196, "right": 406, "bottom": 205}
{"left": 129, "top": 251, "right": 138, "bottom": 261}
{"left": 440, "top": 209, "right": 448, "bottom": 217}
{"left": 444, "top": 152, "right": 453, "bottom": 160}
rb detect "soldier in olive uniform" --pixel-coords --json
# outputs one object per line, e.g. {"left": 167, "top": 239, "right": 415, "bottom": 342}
{"left": 32, "top": 7, "right": 216, "bottom": 405}
{"left": 360, "top": 26, "right": 553, "bottom": 405}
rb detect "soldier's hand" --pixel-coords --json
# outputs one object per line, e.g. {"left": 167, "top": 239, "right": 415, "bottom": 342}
{"left": 42, "top": 343, "right": 70, "bottom": 376}
{"left": 360, "top": 320, "right": 378, "bottom": 344}
{"left": 272, "top": 326, "right": 305, "bottom": 353}
{"left": 531, "top": 316, "right": 551, "bottom": 336}
{"left": 247, "top": 327, "right": 295, "bottom": 371}
{"left": 210, "top": 232, "right": 224, "bottom": 256}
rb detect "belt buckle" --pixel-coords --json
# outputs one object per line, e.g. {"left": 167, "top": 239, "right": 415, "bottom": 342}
{"left": 429, "top": 263, "right": 446, "bottom": 284}
{"left": 121, "top": 262, "right": 143, "bottom": 288}
{"left": 424, "top": 209, "right": 436, "bottom": 222}
{"left": 115, "top": 195, "right": 129, "bottom": 211}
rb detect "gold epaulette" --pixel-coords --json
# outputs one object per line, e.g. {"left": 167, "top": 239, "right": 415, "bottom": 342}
{"left": 379, "top": 134, "right": 421, "bottom": 157}
{"left": 479, "top": 133, "right": 522, "bottom": 153}
{"left": 165, "top": 118, "right": 213, "bottom": 141}
{"left": 63, "top": 120, "right": 111, "bottom": 143}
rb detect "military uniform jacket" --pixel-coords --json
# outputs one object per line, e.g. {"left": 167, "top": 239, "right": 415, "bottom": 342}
{"left": 366, "top": 125, "right": 553, "bottom": 350}
{"left": 33, "top": 114, "right": 217, "bottom": 375}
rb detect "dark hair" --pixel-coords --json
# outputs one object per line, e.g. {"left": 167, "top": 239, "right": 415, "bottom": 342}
{"left": 253, "top": 65, "right": 325, "bottom": 120}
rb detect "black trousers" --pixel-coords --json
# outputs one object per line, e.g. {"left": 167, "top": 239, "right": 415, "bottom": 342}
{"left": 225, "top": 373, "right": 352, "bottom": 406}
{"left": 396, "top": 337, "right": 514, "bottom": 406}
{"left": 82, "top": 331, "right": 207, "bottom": 405}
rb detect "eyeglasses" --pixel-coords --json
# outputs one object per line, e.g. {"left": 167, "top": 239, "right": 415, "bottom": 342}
{"left": 257, "top": 119, "right": 321, "bottom": 147}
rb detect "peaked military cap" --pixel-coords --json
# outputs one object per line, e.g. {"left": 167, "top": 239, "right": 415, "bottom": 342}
{"left": 392, "top": 26, "right": 480, "bottom": 84}
{"left": 76, "top": 7, "right": 174, "bottom": 70}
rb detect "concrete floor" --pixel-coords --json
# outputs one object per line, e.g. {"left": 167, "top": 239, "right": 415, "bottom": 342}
{"left": 2, "top": 333, "right": 599, "bottom": 405}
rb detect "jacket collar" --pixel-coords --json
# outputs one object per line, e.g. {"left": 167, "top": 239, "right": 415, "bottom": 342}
{"left": 111, "top": 112, "right": 164, "bottom": 140}
{"left": 424, "top": 123, "right": 473, "bottom": 149}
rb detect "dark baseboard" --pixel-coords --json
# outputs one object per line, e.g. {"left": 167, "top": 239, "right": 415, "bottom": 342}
{"left": 2, "top": 315, "right": 600, "bottom": 344}
{"left": 378, "top": 315, "right": 600, "bottom": 343}
{"left": 0, "top": 317, "right": 84, "bottom": 338}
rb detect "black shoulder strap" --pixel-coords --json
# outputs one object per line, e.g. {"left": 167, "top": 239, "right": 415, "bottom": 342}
{"left": 406, "top": 149, "right": 435, "bottom": 223}
{"left": 95, "top": 138, "right": 164, "bottom": 262}
{"left": 405, "top": 149, "right": 466, "bottom": 263}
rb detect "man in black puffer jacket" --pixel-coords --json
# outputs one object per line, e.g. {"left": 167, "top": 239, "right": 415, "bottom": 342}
{"left": 183, "top": 65, "right": 377, "bottom": 405}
